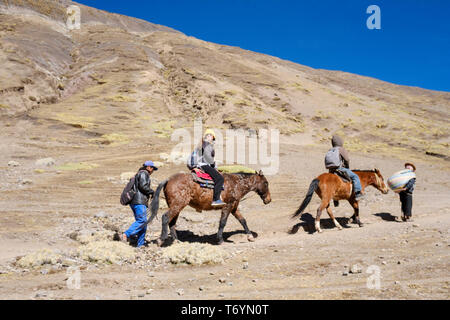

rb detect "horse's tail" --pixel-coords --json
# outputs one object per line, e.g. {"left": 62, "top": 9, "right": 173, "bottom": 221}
{"left": 292, "top": 178, "right": 319, "bottom": 218}
{"left": 147, "top": 179, "right": 168, "bottom": 225}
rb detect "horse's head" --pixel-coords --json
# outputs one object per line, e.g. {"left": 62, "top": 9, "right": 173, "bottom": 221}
{"left": 372, "top": 168, "right": 389, "bottom": 194}
{"left": 254, "top": 170, "right": 271, "bottom": 204}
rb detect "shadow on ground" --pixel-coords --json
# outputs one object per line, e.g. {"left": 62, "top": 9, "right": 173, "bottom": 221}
{"left": 153, "top": 230, "right": 259, "bottom": 247}
{"left": 373, "top": 212, "right": 399, "bottom": 222}
{"left": 288, "top": 212, "right": 352, "bottom": 234}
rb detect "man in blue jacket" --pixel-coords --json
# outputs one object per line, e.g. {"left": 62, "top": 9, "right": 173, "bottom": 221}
{"left": 121, "top": 161, "right": 157, "bottom": 247}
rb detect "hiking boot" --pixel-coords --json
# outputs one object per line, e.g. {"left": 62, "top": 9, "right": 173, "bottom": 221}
{"left": 211, "top": 200, "right": 225, "bottom": 207}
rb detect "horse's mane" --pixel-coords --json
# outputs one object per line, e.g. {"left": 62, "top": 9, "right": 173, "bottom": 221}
{"left": 225, "top": 171, "right": 258, "bottom": 177}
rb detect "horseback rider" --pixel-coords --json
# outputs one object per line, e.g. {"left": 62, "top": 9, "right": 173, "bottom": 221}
{"left": 325, "top": 135, "right": 364, "bottom": 200}
{"left": 195, "top": 129, "right": 225, "bottom": 207}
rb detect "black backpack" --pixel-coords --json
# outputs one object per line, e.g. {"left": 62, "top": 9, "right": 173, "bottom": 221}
{"left": 120, "top": 173, "right": 139, "bottom": 206}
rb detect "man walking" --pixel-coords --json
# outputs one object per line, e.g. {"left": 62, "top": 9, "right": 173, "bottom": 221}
{"left": 121, "top": 161, "right": 157, "bottom": 247}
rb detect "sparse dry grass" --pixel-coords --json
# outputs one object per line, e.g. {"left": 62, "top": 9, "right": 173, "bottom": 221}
{"left": 56, "top": 162, "right": 99, "bottom": 171}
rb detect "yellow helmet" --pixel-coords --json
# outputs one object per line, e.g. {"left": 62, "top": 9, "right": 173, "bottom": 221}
{"left": 204, "top": 128, "right": 216, "bottom": 140}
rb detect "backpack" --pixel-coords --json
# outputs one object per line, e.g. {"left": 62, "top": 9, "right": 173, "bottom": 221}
{"left": 120, "top": 173, "right": 138, "bottom": 206}
{"left": 187, "top": 147, "right": 202, "bottom": 170}
{"left": 325, "top": 147, "right": 342, "bottom": 169}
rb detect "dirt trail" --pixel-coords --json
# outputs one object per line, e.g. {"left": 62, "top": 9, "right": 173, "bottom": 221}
{"left": 0, "top": 134, "right": 449, "bottom": 300}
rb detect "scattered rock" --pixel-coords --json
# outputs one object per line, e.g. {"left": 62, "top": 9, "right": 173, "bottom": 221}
{"left": 413, "top": 224, "right": 420, "bottom": 228}
{"left": 350, "top": 264, "right": 362, "bottom": 274}
{"left": 8, "top": 160, "right": 20, "bottom": 167}
{"left": 219, "top": 278, "right": 226, "bottom": 283}
{"left": 34, "top": 291, "right": 48, "bottom": 298}
{"left": 20, "top": 178, "right": 33, "bottom": 185}
{"left": 146, "top": 289, "right": 153, "bottom": 294}
{"left": 228, "top": 282, "right": 233, "bottom": 286}
{"left": 138, "top": 293, "right": 145, "bottom": 298}
{"left": 176, "top": 288, "right": 184, "bottom": 296}
{"left": 342, "top": 271, "right": 349, "bottom": 276}
{"left": 199, "top": 286, "right": 205, "bottom": 291}
{"left": 40, "top": 269, "right": 49, "bottom": 275}
{"left": 382, "top": 261, "right": 387, "bottom": 265}
{"left": 35, "top": 158, "right": 55, "bottom": 167}
{"left": 243, "top": 262, "right": 249, "bottom": 269}
{"left": 61, "top": 258, "right": 77, "bottom": 267}
{"left": 94, "top": 211, "right": 109, "bottom": 218}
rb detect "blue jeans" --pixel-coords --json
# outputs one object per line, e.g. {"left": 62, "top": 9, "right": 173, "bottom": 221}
{"left": 337, "top": 168, "right": 362, "bottom": 194}
{"left": 125, "top": 204, "right": 147, "bottom": 247}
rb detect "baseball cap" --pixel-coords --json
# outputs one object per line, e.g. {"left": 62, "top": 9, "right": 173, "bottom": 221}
{"left": 144, "top": 160, "right": 158, "bottom": 170}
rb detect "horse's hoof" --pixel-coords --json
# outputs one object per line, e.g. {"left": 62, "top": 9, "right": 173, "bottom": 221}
{"left": 156, "top": 238, "right": 164, "bottom": 247}
{"left": 337, "top": 226, "right": 343, "bottom": 230}
{"left": 316, "top": 229, "right": 323, "bottom": 233}
{"left": 358, "top": 223, "right": 364, "bottom": 227}
{"left": 247, "top": 234, "right": 255, "bottom": 242}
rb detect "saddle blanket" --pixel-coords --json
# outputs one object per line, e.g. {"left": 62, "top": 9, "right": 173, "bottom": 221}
{"left": 193, "top": 168, "right": 213, "bottom": 180}
{"left": 191, "top": 169, "right": 224, "bottom": 190}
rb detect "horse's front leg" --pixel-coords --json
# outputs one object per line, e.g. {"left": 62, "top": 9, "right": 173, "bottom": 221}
{"left": 231, "top": 206, "right": 254, "bottom": 242}
{"left": 217, "top": 206, "right": 232, "bottom": 245}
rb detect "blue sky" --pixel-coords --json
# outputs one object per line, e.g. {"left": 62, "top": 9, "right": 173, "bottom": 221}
{"left": 75, "top": 0, "right": 450, "bottom": 92}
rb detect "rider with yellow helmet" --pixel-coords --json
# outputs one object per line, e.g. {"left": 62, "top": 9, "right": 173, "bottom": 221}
{"left": 196, "top": 129, "right": 225, "bottom": 206}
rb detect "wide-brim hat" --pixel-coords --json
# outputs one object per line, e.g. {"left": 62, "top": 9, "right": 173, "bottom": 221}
{"left": 404, "top": 162, "right": 416, "bottom": 172}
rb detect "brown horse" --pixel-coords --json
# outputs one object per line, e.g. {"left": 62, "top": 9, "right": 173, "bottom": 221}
{"left": 292, "top": 169, "right": 389, "bottom": 233}
{"left": 149, "top": 170, "right": 271, "bottom": 246}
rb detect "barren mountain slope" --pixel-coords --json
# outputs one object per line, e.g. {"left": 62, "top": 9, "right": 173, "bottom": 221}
{"left": 0, "top": 0, "right": 448, "bottom": 164}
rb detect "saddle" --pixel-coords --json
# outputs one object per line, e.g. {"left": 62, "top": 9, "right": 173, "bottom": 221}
{"left": 331, "top": 169, "right": 352, "bottom": 183}
{"left": 191, "top": 168, "right": 224, "bottom": 190}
